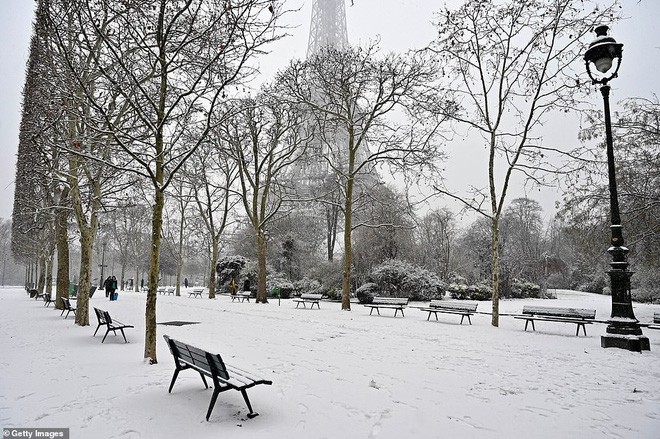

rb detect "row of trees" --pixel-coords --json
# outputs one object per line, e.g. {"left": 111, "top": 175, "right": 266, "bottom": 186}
{"left": 12, "top": 0, "right": 637, "bottom": 365}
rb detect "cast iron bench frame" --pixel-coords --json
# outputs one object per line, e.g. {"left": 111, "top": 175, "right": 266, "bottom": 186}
{"left": 230, "top": 291, "right": 251, "bottom": 302}
{"left": 163, "top": 335, "right": 272, "bottom": 421}
{"left": 419, "top": 300, "right": 478, "bottom": 324}
{"left": 365, "top": 297, "right": 409, "bottom": 317}
{"left": 514, "top": 305, "right": 596, "bottom": 336}
{"left": 93, "top": 307, "right": 134, "bottom": 343}
{"left": 189, "top": 288, "right": 205, "bottom": 298}
{"left": 43, "top": 293, "right": 54, "bottom": 307}
{"left": 644, "top": 312, "right": 660, "bottom": 330}
{"left": 293, "top": 293, "right": 323, "bottom": 309}
{"left": 60, "top": 297, "right": 76, "bottom": 319}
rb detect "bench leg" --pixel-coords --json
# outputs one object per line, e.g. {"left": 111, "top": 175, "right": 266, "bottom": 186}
{"left": 206, "top": 388, "right": 220, "bottom": 421}
{"left": 93, "top": 324, "right": 102, "bottom": 337}
{"left": 168, "top": 369, "right": 181, "bottom": 393}
{"left": 199, "top": 372, "right": 209, "bottom": 389}
{"left": 577, "top": 323, "right": 587, "bottom": 337}
{"left": 313, "top": 302, "right": 319, "bottom": 309}
{"left": 524, "top": 319, "right": 535, "bottom": 332}
{"left": 241, "top": 389, "right": 259, "bottom": 419}
{"left": 295, "top": 302, "right": 300, "bottom": 308}
{"left": 119, "top": 328, "right": 128, "bottom": 343}
{"left": 102, "top": 328, "right": 111, "bottom": 343}
{"left": 467, "top": 315, "right": 472, "bottom": 325}
{"left": 460, "top": 315, "right": 465, "bottom": 325}
{"left": 369, "top": 307, "right": 374, "bottom": 316}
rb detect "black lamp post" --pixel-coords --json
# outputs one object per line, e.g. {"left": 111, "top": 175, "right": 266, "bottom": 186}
{"left": 583, "top": 25, "right": 649, "bottom": 352}
{"left": 99, "top": 241, "right": 107, "bottom": 289}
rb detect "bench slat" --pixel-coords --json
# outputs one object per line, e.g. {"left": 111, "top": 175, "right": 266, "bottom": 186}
{"left": 428, "top": 301, "right": 478, "bottom": 312}
{"left": 522, "top": 306, "right": 596, "bottom": 319}
{"left": 371, "top": 297, "right": 409, "bottom": 305}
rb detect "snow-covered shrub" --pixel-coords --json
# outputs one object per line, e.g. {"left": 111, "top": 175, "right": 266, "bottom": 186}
{"left": 447, "top": 282, "right": 491, "bottom": 301}
{"left": 215, "top": 255, "right": 249, "bottom": 289}
{"left": 293, "top": 278, "right": 323, "bottom": 297}
{"left": 356, "top": 282, "right": 379, "bottom": 304}
{"left": 505, "top": 278, "right": 541, "bottom": 299}
{"left": 367, "top": 259, "right": 446, "bottom": 301}
{"left": 577, "top": 275, "right": 607, "bottom": 294}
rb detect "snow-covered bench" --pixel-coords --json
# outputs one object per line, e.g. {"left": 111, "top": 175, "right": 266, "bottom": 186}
{"left": 365, "top": 297, "right": 409, "bottom": 317}
{"left": 293, "top": 293, "right": 323, "bottom": 309}
{"left": 231, "top": 291, "right": 251, "bottom": 302}
{"left": 644, "top": 312, "right": 660, "bottom": 330}
{"left": 514, "top": 306, "right": 596, "bottom": 336}
{"left": 60, "top": 297, "right": 76, "bottom": 319}
{"left": 163, "top": 335, "right": 272, "bottom": 421}
{"left": 93, "top": 307, "right": 134, "bottom": 343}
{"left": 189, "top": 288, "right": 205, "bottom": 298}
{"left": 419, "top": 301, "right": 478, "bottom": 324}
{"left": 43, "top": 293, "right": 54, "bottom": 307}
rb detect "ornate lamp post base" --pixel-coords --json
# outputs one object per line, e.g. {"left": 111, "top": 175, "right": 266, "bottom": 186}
{"left": 602, "top": 334, "right": 650, "bottom": 352}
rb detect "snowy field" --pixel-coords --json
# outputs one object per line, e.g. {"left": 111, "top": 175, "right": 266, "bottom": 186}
{"left": 1, "top": 287, "right": 659, "bottom": 439}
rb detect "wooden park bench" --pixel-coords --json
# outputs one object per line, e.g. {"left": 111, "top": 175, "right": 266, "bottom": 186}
{"left": 419, "top": 300, "right": 478, "bottom": 324}
{"left": 93, "top": 307, "right": 134, "bottom": 343}
{"left": 43, "top": 293, "right": 55, "bottom": 307}
{"left": 189, "top": 288, "right": 205, "bottom": 298}
{"left": 60, "top": 297, "right": 76, "bottom": 319}
{"left": 643, "top": 312, "right": 660, "bottom": 330}
{"left": 165, "top": 287, "right": 175, "bottom": 295}
{"left": 163, "top": 335, "right": 272, "bottom": 421}
{"left": 293, "top": 293, "right": 323, "bottom": 309}
{"left": 514, "top": 306, "right": 596, "bottom": 336}
{"left": 231, "top": 291, "right": 251, "bottom": 302}
{"left": 364, "top": 297, "right": 409, "bottom": 317}
{"left": 157, "top": 287, "right": 166, "bottom": 295}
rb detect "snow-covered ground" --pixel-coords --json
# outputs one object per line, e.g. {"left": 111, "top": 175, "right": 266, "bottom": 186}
{"left": 1, "top": 287, "right": 659, "bottom": 439}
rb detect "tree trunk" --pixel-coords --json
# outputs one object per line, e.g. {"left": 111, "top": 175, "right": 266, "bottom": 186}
{"left": 37, "top": 255, "right": 46, "bottom": 294}
{"left": 55, "top": 202, "right": 70, "bottom": 310}
{"left": 75, "top": 228, "right": 94, "bottom": 326}
{"left": 144, "top": 188, "right": 164, "bottom": 364}
{"left": 341, "top": 187, "right": 353, "bottom": 311}
{"left": 256, "top": 231, "right": 268, "bottom": 303}
{"left": 175, "top": 209, "right": 184, "bottom": 296}
{"left": 341, "top": 128, "right": 357, "bottom": 311}
{"left": 490, "top": 217, "right": 501, "bottom": 327}
{"left": 208, "top": 237, "right": 218, "bottom": 299}
{"left": 45, "top": 254, "right": 54, "bottom": 298}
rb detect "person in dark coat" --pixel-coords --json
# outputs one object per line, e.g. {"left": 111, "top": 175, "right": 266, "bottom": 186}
{"left": 184, "top": 277, "right": 189, "bottom": 288}
{"left": 104, "top": 276, "right": 112, "bottom": 299}
{"left": 110, "top": 276, "right": 118, "bottom": 300}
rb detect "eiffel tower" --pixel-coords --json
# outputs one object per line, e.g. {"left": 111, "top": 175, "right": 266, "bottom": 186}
{"left": 307, "top": 0, "right": 349, "bottom": 57}
{"left": 290, "top": 0, "right": 379, "bottom": 261}
{"left": 292, "top": 0, "right": 351, "bottom": 195}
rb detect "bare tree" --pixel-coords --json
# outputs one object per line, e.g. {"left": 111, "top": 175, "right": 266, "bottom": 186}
{"left": 278, "top": 43, "right": 443, "bottom": 310}
{"left": 415, "top": 208, "right": 457, "bottom": 279}
{"left": 427, "top": 0, "right": 620, "bottom": 326}
{"left": 43, "top": 0, "right": 288, "bottom": 362}
{"left": 224, "top": 91, "right": 311, "bottom": 302}
{"left": 185, "top": 124, "right": 240, "bottom": 299}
